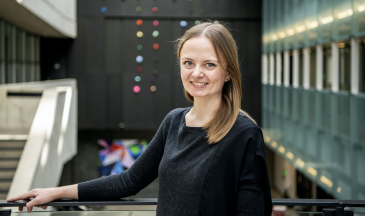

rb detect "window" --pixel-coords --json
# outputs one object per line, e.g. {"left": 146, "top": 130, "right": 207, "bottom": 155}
{"left": 323, "top": 45, "right": 332, "bottom": 89}
{"left": 298, "top": 49, "right": 303, "bottom": 87}
{"left": 338, "top": 42, "right": 351, "bottom": 91}
{"left": 359, "top": 40, "right": 365, "bottom": 93}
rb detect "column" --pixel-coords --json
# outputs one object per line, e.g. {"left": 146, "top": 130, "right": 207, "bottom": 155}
{"left": 262, "top": 54, "right": 268, "bottom": 84}
{"left": 331, "top": 42, "right": 339, "bottom": 92}
{"left": 316, "top": 45, "right": 323, "bottom": 90}
{"left": 351, "top": 38, "right": 359, "bottom": 94}
{"left": 284, "top": 51, "right": 290, "bottom": 87}
{"left": 276, "top": 52, "right": 282, "bottom": 86}
{"left": 269, "top": 53, "right": 275, "bottom": 85}
{"left": 293, "top": 49, "right": 299, "bottom": 88}
{"left": 303, "top": 48, "right": 310, "bottom": 90}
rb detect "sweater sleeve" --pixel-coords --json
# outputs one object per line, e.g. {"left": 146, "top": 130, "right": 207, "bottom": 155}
{"left": 236, "top": 189, "right": 264, "bottom": 216}
{"left": 77, "top": 111, "right": 172, "bottom": 201}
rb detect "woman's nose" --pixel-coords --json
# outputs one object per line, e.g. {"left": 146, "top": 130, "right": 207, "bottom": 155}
{"left": 191, "top": 65, "right": 203, "bottom": 78}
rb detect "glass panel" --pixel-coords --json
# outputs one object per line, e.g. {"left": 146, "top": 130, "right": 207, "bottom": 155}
{"left": 305, "top": 0, "right": 319, "bottom": 46}
{"left": 353, "top": 0, "right": 365, "bottom": 36}
{"left": 293, "top": 0, "right": 306, "bottom": 48}
{"left": 333, "top": 0, "right": 353, "bottom": 39}
{"left": 284, "top": 0, "right": 295, "bottom": 50}
{"left": 323, "top": 44, "right": 332, "bottom": 89}
{"left": 309, "top": 47, "right": 316, "bottom": 88}
{"left": 338, "top": 41, "right": 351, "bottom": 91}
{"left": 359, "top": 39, "right": 365, "bottom": 93}
{"left": 318, "top": 0, "right": 334, "bottom": 43}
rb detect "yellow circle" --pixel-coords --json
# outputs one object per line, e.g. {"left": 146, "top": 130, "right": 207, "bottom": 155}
{"left": 136, "top": 6, "right": 142, "bottom": 13}
{"left": 137, "top": 31, "right": 143, "bottom": 37}
{"left": 150, "top": 86, "right": 157, "bottom": 92}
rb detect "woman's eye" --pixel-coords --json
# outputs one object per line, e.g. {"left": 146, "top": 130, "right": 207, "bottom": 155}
{"left": 206, "top": 63, "right": 215, "bottom": 68}
{"left": 184, "top": 61, "right": 193, "bottom": 66}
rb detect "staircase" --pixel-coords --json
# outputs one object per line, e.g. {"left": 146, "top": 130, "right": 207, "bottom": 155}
{"left": 0, "top": 135, "right": 27, "bottom": 200}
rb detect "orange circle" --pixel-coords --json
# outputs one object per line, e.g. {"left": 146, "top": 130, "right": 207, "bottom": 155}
{"left": 153, "top": 43, "right": 159, "bottom": 50}
{"left": 136, "top": 19, "right": 143, "bottom": 26}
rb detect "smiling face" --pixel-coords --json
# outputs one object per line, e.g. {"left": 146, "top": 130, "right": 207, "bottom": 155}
{"left": 180, "top": 36, "right": 229, "bottom": 100}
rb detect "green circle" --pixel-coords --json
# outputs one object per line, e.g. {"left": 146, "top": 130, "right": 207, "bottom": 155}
{"left": 137, "top": 45, "right": 143, "bottom": 51}
{"left": 200, "top": 9, "right": 205, "bottom": 15}
{"left": 152, "top": 30, "right": 159, "bottom": 37}
{"left": 194, "top": 20, "right": 201, "bottom": 25}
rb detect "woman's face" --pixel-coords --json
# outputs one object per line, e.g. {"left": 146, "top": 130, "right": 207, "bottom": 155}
{"left": 180, "top": 37, "right": 229, "bottom": 99}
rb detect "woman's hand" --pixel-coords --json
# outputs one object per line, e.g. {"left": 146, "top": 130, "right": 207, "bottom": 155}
{"left": 7, "top": 185, "right": 78, "bottom": 212}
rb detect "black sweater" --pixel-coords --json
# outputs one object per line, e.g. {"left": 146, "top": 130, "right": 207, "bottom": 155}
{"left": 78, "top": 107, "right": 272, "bottom": 215}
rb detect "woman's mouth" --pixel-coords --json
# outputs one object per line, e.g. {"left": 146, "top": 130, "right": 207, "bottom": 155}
{"left": 190, "top": 81, "right": 208, "bottom": 88}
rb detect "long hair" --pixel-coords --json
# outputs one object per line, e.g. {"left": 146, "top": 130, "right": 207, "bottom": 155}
{"left": 176, "top": 22, "right": 256, "bottom": 144}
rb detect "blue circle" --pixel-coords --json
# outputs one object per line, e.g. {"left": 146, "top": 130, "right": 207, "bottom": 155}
{"left": 180, "top": 21, "right": 187, "bottom": 27}
{"left": 101, "top": 7, "right": 107, "bottom": 13}
{"left": 136, "top": 56, "right": 143, "bottom": 63}
{"left": 135, "top": 76, "right": 141, "bottom": 82}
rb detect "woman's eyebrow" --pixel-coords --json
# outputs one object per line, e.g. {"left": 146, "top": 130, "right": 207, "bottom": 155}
{"left": 181, "top": 58, "right": 218, "bottom": 63}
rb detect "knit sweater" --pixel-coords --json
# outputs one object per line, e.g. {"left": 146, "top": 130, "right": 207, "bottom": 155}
{"left": 78, "top": 107, "right": 270, "bottom": 215}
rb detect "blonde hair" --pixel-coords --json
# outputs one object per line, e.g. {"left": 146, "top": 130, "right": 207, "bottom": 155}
{"left": 176, "top": 22, "right": 256, "bottom": 144}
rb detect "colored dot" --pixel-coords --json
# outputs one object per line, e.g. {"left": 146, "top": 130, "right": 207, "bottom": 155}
{"left": 188, "top": 9, "right": 194, "bottom": 14}
{"left": 137, "top": 45, "right": 143, "bottom": 51}
{"left": 101, "top": 7, "right": 107, "bottom": 13}
{"left": 152, "top": 70, "right": 159, "bottom": 76}
{"left": 152, "top": 30, "right": 159, "bottom": 37}
{"left": 136, "top": 19, "right": 143, "bottom": 26}
{"left": 133, "top": 85, "right": 141, "bottom": 93}
{"left": 135, "top": 76, "right": 141, "bottom": 82}
{"left": 150, "top": 76, "right": 157, "bottom": 82}
{"left": 137, "top": 31, "right": 143, "bottom": 37}
{"left": 194, "top": 20, "right": 201, "bottom": 25}
{"left": 180, "top": 21, "right": 187, "bottom": 27}
{"left": 214, "top": 21, "right": 219, "bottom": 24}
{"left": 136, "top": 6, "right": 142, "bottom": 13}
{"left": 153, "top": 20, "right": 159, "bottom": 27}
{"left": 150, "top": 86, "right": 157, "bottom": 92}
{"left": 136, "top": 56, "right": 143, "bottom": 63}
{"left": 153, "top": 43, "right": 159, "bottom": 50}
{"left": 153, "top": 56, "right": 159, "bottom": 62}
{"left": 137, "top": 67, "right": 143, "bottom": 72}
{"left": 152, "top": 7, "right": 158, "bottom": 13}
{"left": 200, "top": 9, "right": 205, "bottom": 15}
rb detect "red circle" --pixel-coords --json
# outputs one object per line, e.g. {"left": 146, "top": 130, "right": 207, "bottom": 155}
{"left": 152, "top": 7, "right": 158, "bottom": 12}
{"left": 136, "top": 19, "right": 143, "bottom": 26}
{"left": 153, "top": 43, "right": 159, "bottom": 50}
{"left": 137, "top": 67, "right": 143, "bottom": 72}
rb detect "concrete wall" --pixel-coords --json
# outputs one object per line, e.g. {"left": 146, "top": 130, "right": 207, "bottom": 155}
{"left": 274, "top": 153, "right": 297, "bottom": 199}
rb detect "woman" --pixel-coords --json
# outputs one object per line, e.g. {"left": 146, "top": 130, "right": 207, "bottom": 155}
{"left": 8, "top": 22, "right": 272, "bottom": 215}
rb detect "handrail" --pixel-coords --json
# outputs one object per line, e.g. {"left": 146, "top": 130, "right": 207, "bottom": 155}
{"left": 1, "top": 198, "right": 365, "bottom": 208}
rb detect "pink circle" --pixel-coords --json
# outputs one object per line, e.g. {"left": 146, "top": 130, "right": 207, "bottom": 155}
{"left": 133, "top": 85, "right": 141, "bottom": 93}
{"left": 153, "top": 20, "right": 159, "bottom": 26}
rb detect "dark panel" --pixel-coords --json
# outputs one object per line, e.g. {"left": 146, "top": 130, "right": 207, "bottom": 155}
{"left": 105, "top": 19, "right": 122, "bottom": 74}
{"left": 86, "top": 74, "right": 106, "bottom": 128}
{"left": 84, "top": 17, "right": 103, "bottom": 75}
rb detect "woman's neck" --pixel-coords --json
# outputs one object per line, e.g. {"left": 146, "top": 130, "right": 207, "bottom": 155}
{"left": 186, "top": 94, "right": 222, "bottom": 127}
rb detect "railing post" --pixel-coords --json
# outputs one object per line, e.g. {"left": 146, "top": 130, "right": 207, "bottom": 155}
{"left": 323, "top": 209, "right": 337, "bottom": 216}
{"left": 0, "top": 209, "right": 11, "bottom": 216}
{"left": 336, "top": 206, "right": 344, "bottom": 216}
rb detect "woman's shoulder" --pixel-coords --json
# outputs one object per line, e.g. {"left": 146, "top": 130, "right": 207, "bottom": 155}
{"left": 234, "top": 112, "right": 262, "bottom": 136}
{"left": 161, "top": 107, "right": 191, "bottom": 125}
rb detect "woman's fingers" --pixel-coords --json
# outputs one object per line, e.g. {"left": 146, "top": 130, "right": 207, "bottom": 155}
{"left": 18, "top": 206, "right": 23, "bottom": 211}
{"left": 7, "top": 190, "right": 35, "bottom": 202}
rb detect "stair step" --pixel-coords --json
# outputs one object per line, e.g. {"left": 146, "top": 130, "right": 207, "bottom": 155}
{"left": 0, "top": 150, "right": 22, "bottom": 158}
{"left": 0, "top": 193, "right": 7, "bottom": 200}
{"left": 0, "top": 134, "right": 27, "bottom": 141}
{"left": 0, "top": 182, "right": 11, "bottom": 190}
{"left": 0, "top": 161, "right": 18, "bottom": 169}
{"left": 0, "top": 141, "right": 26, "bottom": 148}
{"left": 0, "top": 171, "right": 15, "bottom": 179}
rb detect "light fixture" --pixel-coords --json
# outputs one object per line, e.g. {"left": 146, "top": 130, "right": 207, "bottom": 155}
{"left": 296, "top": 26, "right": 305, "bottom": 33}
{"left": 338, "top": 42, "right": 345, "bottom": 48}
{"left": 320, "top": 175, "right": 333, "bottom": 188}
{"left": 279, "top": 32, "right": 286, "bottom": 38}
{"left": 338, "top": 9, "right": 353, "bottom": 19}
{"left": 265, "top": 136, "right": 271, "bottom": 143}
{"left": 359, "top": 4, "right": 365, "bottom": 12}
{"left": 271, "top": 35, "right": 278, "bottom": 41}
{"left": 307, "top": 167, "right": 317, "bottom": 177}
{"left": 337, "top": 187, "right": 341, "bottom": 193}
{"left": 321, "top": 16, "right": 334, "bottom": 24}
{"left": 271, "top": 141, "right": 277, "bottom": 148}
{"left": 307, "top": 21, "right": 318, "bottom": 29}
{"left": 287, "top": 29, "right": 295, "bottom": 36}
{"left": 278, "top": 146, "right": 285, "bottom": 153}
{"left": 137, "top": 31, "right": 143, "bottom": 37}
{"left": 286, "top": 152, "right": 294, "bottom": 159}
{"left": 295, "top": 158, "right": 305, "bottom": 168}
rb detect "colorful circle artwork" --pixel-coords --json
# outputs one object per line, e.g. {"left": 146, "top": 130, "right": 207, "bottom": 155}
{"left": 137, "top": 45, "right": 143, "bottom": 51}
{"left": 101, "top": 7, "right": 107, "bottom": 13}
{"left": 150, "top": 76, "right": 157, "bottom": 82}
{"left": 200, "top": 9, "right": 205, "bottom": 15}
{"left": 194, "top": 20, "right": 201, "bottom": 25}
{"left": 136, "top": 19, "right": 143, "bottom": 26}
{"left": 135, "top": 76, "right": 141, "bottom": 82}
{"left": 133, "top": 85, "right": 141, "bottom": 93}
{"left": 153, "top": 20, "right": 159, "bottom": 27}
{"left": 136, "top": 6, "right": 142, "bottom": 13}
{"left": 152, "top": 70, "right": 159, "bottom": 76}
{"left": 137, "top": 31, "right": 143, "bottom": 37}
{"left": 152, "top": 31, "right": 159, "bottom": 37}
{"left": 153, "top": 43, "right": 159, "bottom": 50}
{"left": 137, "top": 67, "right": 143, "bottom": 72}
{"left": 180, "top": 21, "right": 187, "bottom": 27}
{"left": 150, "top": 86, "right": 157, "bottom": 92}
{"left": 152, "top": 7, "right": 158, "bottom": 13}
{"left": 136, "top": 56, "right": 143, "bottom": 63}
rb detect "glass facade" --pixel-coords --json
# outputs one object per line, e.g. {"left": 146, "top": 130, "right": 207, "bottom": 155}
{"left": 0, "top": 19, "right": 40, "bottom": 84}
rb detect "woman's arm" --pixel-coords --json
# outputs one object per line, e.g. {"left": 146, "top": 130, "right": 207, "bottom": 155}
{"left": 7, "top": 184, "right": 78, "bottom": 212}
{"left": 236, "top": 189, "right": 264, "bottom": 216}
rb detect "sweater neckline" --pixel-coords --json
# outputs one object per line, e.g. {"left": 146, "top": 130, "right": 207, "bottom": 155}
{"left": 182, "top": 107, "right": 204, "bottom": 130}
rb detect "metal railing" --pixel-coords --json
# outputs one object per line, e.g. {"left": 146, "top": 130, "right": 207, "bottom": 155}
{"left": 1, "top": 199, "right": 365, "bottom": 216}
